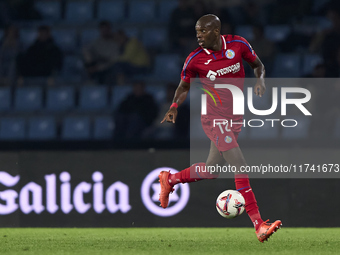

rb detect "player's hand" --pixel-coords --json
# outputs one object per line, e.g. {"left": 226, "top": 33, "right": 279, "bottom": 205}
{"left": 254, "top": 81, "right": 266, "bottom": 97}
{"left": 161, "top": 107, "right": 178, "bottom": 124}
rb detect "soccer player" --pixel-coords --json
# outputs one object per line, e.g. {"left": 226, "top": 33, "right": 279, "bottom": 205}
{"left": 159, "top": 14, "right": 282, "bottom": 242}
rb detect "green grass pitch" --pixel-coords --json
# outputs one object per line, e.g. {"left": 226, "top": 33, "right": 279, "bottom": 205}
{"left": 0, "top": 228, "right": 339, "bottom": 255}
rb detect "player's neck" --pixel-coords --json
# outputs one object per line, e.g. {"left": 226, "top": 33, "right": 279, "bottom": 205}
{"left": 208, "top": 36, "right": 222, "bottom": 52}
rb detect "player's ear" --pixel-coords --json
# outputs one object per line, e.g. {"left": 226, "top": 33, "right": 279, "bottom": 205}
{"left": 214, "top": 28, "right": 220, "bottom": 36}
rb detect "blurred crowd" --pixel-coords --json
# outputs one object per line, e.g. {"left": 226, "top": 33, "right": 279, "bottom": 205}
{"left": 0, "top": 21, "right": 150, "bottom": 86}
{"left": 0, "top": 0, "right": 339, "bottom": 141}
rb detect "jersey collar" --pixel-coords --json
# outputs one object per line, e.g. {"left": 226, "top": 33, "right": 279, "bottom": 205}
{"left": 202, "top": 35, "right": 227, "bottom": 55}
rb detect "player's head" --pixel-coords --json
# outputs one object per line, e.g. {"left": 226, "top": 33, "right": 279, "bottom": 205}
{"left": 195, "top": 14, "right": 221, "bottom": 49}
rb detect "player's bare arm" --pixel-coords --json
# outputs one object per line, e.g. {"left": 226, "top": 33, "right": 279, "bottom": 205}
{"left": 161, "top": 80, "right": 190, "bottom": 124}
{"left": 248, "top": 56, "right": 266, "bottom": 97}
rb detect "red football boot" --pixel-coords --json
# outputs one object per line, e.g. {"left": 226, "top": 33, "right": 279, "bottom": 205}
{"left": 256, "top": 220, "right": 282, "bottom": 242}
{"left": 158, "top": 171, "right": 175, "bottom": 209}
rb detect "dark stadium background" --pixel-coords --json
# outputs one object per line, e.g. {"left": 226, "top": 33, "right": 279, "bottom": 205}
{"left": 0, "top": 0, "right": 339, "bottom": 227}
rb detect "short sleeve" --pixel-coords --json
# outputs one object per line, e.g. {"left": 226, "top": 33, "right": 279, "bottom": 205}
{"left": 238, "top": 36, "right": 257, "bottom": 63}
{"left": 181, "top": 53, "right": 197, "bottom": 84}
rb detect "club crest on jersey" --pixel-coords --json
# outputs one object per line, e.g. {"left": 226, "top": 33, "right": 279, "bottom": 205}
{"left": 226, "top": 49, "right": 235, "bottom": 59}
{"left": 225, "top": 136, "right": 232, "bottom": 143}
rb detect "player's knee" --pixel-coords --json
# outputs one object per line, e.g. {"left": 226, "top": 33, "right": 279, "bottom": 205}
{"left": 222, "top": 147, "right": 247, "bottom": 167}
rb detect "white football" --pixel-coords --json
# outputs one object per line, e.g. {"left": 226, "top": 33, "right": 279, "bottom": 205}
{"left": 216, "top": 190, "right": 245, "bottom": 219}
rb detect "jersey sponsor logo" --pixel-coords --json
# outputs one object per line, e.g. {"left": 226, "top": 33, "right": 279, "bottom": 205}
{"left": 206, "top": 62, "right": 241, "bottom": 81}
{"left": 216, "top": 62, "right": 240, "bottom": 76}
{"left": 226, "top": 49, "right": 235, "bottom": 59}
{"left": 204, "top": 59, "right": 213, "bottom": 65}
{"left": 206, "top": 70, "right": 218, "bottom": 81}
